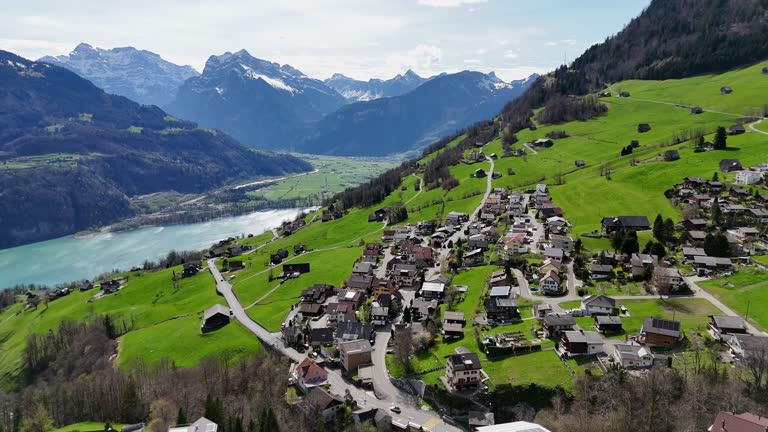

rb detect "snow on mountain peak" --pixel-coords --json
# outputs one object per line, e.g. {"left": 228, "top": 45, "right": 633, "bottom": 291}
{"left": 239, "top": 63, "right": 299, "bottom": 94}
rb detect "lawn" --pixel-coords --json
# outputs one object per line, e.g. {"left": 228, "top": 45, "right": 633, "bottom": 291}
{"left": 616, "top": 298, "right": 722, "bottom": 339}
{"left": 699, "top": 267, "right": 768, "bottom": 331}
{"left": 52, "top": 423, "right": 126, "bottom": 432}
{"left": 444, "top": 265, "right": 500, "bottom": 320}
{"left": 118, "top": 315, "right": 261, "bottom": 369}
{"left": 482, "top": 350, "right": 574, "bottom": 390}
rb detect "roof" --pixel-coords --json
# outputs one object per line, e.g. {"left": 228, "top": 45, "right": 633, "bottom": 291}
{"left": 444, "top": 322, "right": 464, "bottom": 333}
{"left": 336, "top": 322, "right": 374, "bottom": 341}
{"left": 352, "top": 262, "right": 374, "bottom": 273}
{"left": 446, "top": 352, "right": 482, "bottom": 370}
{"left": 540, "top": 270, "right": 561, "bottom": 284}
{"left": 338, "top": 339, "right": 373, "bottom": 354}
{"left": 589, "top": 263, "right": 613, "bottom": 273}
{"left": 296, "top": 358, "right": 327, "bottom": 380}
{"left": 563, "top": 330, "right": 604, "bottom": 345}
{"left": 601, "top": 215, "right": 650, "bottom": 228}
{"left": 694, "top": 255, "right": 733, "bottom": 266}
{"left": 596, "top": 315, "right": 622, "bottom": 325}
{"left": 709, "top": 411, "right": 768, "bottom": 432}
{"left": 371, "top": 306, "right": 388, "bottom": 316}
{"left": 688, "top": 230, "right": 707, "bottom": 240}
{"left": 421, "top": 281, "right": 446, "bottom": 293}
{"left": 710, "top": 315, "right": 748, "bottom": 331}
{"left": 169, "top": 417, "right": 218, "bottom": 432}
{"left": 582, "top": 295, "right": 616, "bottom": 309}
{"left": 305, "top": 387, "right": 344, "bottom": 411}
{"left": 477, "top": 421, "right": 552, "bottom": 432}
{"left": 642, "top": 317, "right": 681, "bottom": 337}
{"left": 489, "top": 286, "right": 512, "bottom": 297}
{"left": 682, "top": 247, "right": 706, "bottom": 256}
{"left": 444, "top": 311, "right": 465, "bottom": 322}
{"left": 203, "top": 304, "right": 230, "bottom": 321}
{"left": 728, "top": 334, "right": 768, "bottom": 352}
{"left": 544, "top": 247, "right": 564, "bottom": 258}
{"left": 543, "top": 313, "right": 575, "bottom": 327}
{"left": 310, "top": 327, "right": 335, "bottom": 343}
{"left": 614, "top": 343, "right": 652, "bottom": 361}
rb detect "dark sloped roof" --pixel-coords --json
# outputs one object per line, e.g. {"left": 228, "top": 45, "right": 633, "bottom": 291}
{"left": 642, "top": 317, "right": 681, "bottom": 337}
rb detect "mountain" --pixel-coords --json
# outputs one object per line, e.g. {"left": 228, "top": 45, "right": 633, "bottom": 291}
{"left": 167, "top": 49, "right": 347, "bottom": 150}
{"left": 294, "top": 71, "right": 538, "bottom": 156}
{"left": 0, "top": 50, "right": 311, "bottom": 248}
{"left": 324, "top": 69, "right": 429, "bottom": 101}
{"left": 39, "top": 43, "right": 199, "bottom": 107}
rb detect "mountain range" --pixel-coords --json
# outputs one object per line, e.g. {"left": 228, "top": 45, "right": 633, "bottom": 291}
{"left": 39, "top": 43, "right": 199, "bottom": 107}
{"left": 324, "top": 69, "right": 429, "bottom": 101}
{"left": 0, "top": 50, "right": 310, "bottom": 248}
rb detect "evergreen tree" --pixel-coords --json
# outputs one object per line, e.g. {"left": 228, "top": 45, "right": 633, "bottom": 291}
{"left": 621, "top": 231, "right": 639, "bottom": 256}
{"left": 204, "top": 394, "right": 224, "bottom": 425}
{"left": 714, "top": 126, "right": 727, "bottom": 150}
{"left": 574, "top": 238, "right": 583, "bottom": 254}
{"left": 176, "top": 407, "right": 187, "bottom": 426}
{"left": 652, "top": 214, "right": 664, "bottom": 242}
{"left": 711, "top": 197, "right": 722, "bottom": 225}
{"left": 258, "top": 407, "right": 279, "bottom": 432}
{"left": 402, "top": 307, "right": 412, "bottom": 323}
{"left": 663, "top": 218, "right": 675, "bottom": 243}
{"left": 712, "top": 172, "right": 719, "bottom": 181}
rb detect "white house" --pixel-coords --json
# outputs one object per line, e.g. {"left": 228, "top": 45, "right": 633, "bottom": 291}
{"left": 735, "top": 170, "right": 763, "bottom": 185}
{"left": 539, "top": 270, "right": 561, "bottom": 293}
{"left": 580, "top": 295, "right": 617, "bottom": 316}
{"left": 613, "top": 344, "right": 654, "bottom": 368}
{"left": 420, "top": 281, "right": 446, "bottom": 299}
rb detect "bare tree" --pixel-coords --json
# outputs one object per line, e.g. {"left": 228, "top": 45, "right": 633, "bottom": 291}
{"left": 393, "top": 330, "right": 415, "bottom": 374}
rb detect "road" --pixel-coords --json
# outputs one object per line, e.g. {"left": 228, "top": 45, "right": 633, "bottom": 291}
{"left": 207, "top": 260, "right": 461, "bottom": 431}
{"left": 748, "top": 117, "right": 768, "bottom": 136}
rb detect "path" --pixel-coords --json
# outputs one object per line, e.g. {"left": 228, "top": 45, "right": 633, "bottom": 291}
{"left": 606, "top": 84, "right": 745, "bottom": 118}
{"left": 523, "top": 143, "right": 539, "bottom": 155}
{"left": 208, "top": 260, "right": 459, "bottom": 431}
{"left": 405, "top": 174, "right": 425, "bottom": 206}
{"left": 748, "top": 117, "right": 768, "bottom": 136}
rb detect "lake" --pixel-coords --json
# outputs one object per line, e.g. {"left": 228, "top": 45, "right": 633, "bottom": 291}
{"left": 0, "top": 208, "right": 308, "bottom": 288}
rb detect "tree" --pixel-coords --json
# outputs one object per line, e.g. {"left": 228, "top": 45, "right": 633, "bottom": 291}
{"left": 147, "top": 399, "right": 177, "bottom": 432}
{"left": 258, "top": 407, "right": 279, "bottom": 432}
{"left": 204, "top": 394, "right": 224, "bottom": 425}
{"left": 714, "top": 126, "right": 727, "bottom": 150}
{"left": 610, "top": 232, "right": 624, "bottom": 252}
{"left": 392, "top": 330, "right": 415, "bottom": 373}
{"left": 663, "top": 218, "right": 675, "bottom": 244}
{"left": 711, "top": 196, "right": 722, "bottom": 225}
{"left": 402, "top": 306, "right": 412, "bottom": 323}
{"left": 176, "top": 407, "right": 187, "bottom": 426}
{"left": 712, "top": 172, "right": 719, "bottom": 181}
{"left": 20, "top": 405, "right": 53, "bottom": 432}
{"left": 704, "top": 233, "right": 730, "bottom": 257}
{"left": 574, "top": 238, "right": 583, "bottom": 254}
{"left": 621, "top": 232, "right": 639, "bottom": 256}
{"left": 652, "top": 214, "right": 664, "bottom": 241}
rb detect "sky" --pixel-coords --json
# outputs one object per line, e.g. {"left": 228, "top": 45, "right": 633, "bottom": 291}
{"left": 1, "top": 0, "right": 650, "bottom": 82}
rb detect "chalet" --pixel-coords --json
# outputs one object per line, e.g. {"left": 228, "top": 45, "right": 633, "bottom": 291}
{"left": 684, "top": 176, "right": 705, "bottom": 188}
{"left": 368, "top": 208, "right": 389, "bottom": 223}
{"left": 381, "top": 229, "right": 395, "bottom": 241}
{"left": 475, "top": 168, "right": 487, "bottom": 178}
{"left": 336, "top": 322, "right": 374, "bottom": 343}
{"left": 532, "top": 138, "right": 554, "bottom": 148}
{"left": 619, "top": 91, "right": 630, "bottom": 97}
{"left": 270, "top": 249, "right": 289, "bottom": 264}
{"left": 305, "top": 387, "right": 345, "bottom": 423}
{"left": 283, "top": 263, "right": 311, "bottom": 274}
{"left": 282, "top": 325, "right": 301, "bottom": 346}
{"left": 445, "top": 352, "right": 484, "bottom": 391}
{"left": 539, "top": 259, "right": 561, "bottom": 275}
{"left": 337, "top": 289, "right": 364, "bottom": 307}
{"left": 720, "top": 86, "right": 733, "bottom": 94}
{"left": 688, "top": 194, "right": 712, "bottom": 206}
{"left": 654, "top": 267, "right": 684, "bottom": 292}
{"left": 339, "top": 339, "right": 373, "bottom": 372}
{"left": 183, "top": 261, "right": 202, "bottom": 277}
{"left": 709, "top": 315, "right": 749, "bottom": 339}
{"left": 326, "top": 302, "right": 357, "bottom": 324}
{"left": 464, "top": 248, "right": 485, "bottom": 266}
{"left": 544, "top": 247, "right": 564, "bottom": 263}
{"left": 533, "top": 303, "right": 553, "bottom": 320}
{"left": 638, "top": 317, "right": 681, "bottom": 347}
{"left": 730, "top": 186, "right": 752, "bottom": 198}
{"left": 708, "top": 412, "right": 768, "bottom": 432}
{"left": 227, "top": 260, "right": 244, "bottom": 271}
{"left": 682, "top": 218, "right": 707, "bottom": 231}
{"left": 293, "top": 358, "right": 328, "bottom": 393}
{"left": 693, "top": 255, "right": 733, "bottom": 274}
{"left": 542, "top": 314, "right": 576, "bottom": 337}
{"left": 411, "top": 298, "right": 438, "bottom": 321}
{"left": 468, "top": 234, "right": 490, "bottom": 250}
{"left": 298, "top": 302, "right": 324, "bottom": 319}
{"left": 561, "top": 330, "right": 604, "bottom": 357}
{"left": 730, "top": 226, "right": 761, "bottom": 241}
{"left": 630, "top": 253, "right": 658, "bottom": 278}
{"left": 726, "top": 334, "right": 768, "bottom": 361}
{"left": 538, "top": 204, "right": 563, "bottom": 219}
{"left": 690, "top": 106, "right": 703, "bottom": 114}
{"left": 489, "top": 270, "right": 511, "bottom": 287}
{"left": 664, "top": 149, "right": 680, "bottom": 161}
{"left": 601, "top": 216, "right": 650, "bottom": 234}
{"left": 595, "top": 315, "right": 623, "bottom": 334}
{"left": 370, "top": 306, "right": 389, "bottom": 326}
{"left": 736, "top": 169, "right": 763, "bottom": 185}
{"left": 489, "top": 285, "right": 512, "bottom": 298}
{"left": 682, "top": 247, "right": 706, "bottom": 262}
{"left": 301, "top": 284, "right": 335, "bottom": 304}
{"left": 721, "top": 160, "right": 744, "bottom": 174}
{"left": 687, "top": 230, "right": 707, "bottom": 242}
{"left": 346, "top": 274, "right": 375, "bottom": 292}
{"left": 352, "top": 262, "right": 374, "bottom": 275}
{"left": 446, "top": 211, "right": 469, "bottom": 226}
{"left": 637, "top": 123, "right": 651, "bottom": 133}
{"left": 706, "top": 180, "right": 725, "bottom": 193}
{"left": 430, "top": 231, "right": 448, "bottom": 248}
{"left": 390, "top": 263, "right": 419, "bottom": 287}
{"left": 596, "top": 250, "right": 618, "bottom": 265}
{"left": 550, "top": 235, "right": 575, "bottom": 255}
{"left": 612, "top": 344, "right": 653, "bottom": 369}
{"left": 416, "top": 220, "right": 436, "bottom": 236}
{"left": 539, "top": 270, "right": 562, "bottom": 293}
{"left": 102, "top": 279, "right": 121, "bottom": 294}
{"left": 746, "top": 208, "right": 768, "bottom": 223}
{"left": 310, "top": 328, "right": 335, "bottom": 348}
{"left": 293, "top": 244, "right": 307, "bottom": 255}
{"left": 484, "top": 297, "right": 520, "bottom": 323}
{"left": 575, "top": 159, "right": 586, "bottom": 167}
{"left": 580, "top": 295, "right": 617, "bottom": 316}
{"left": 372, "top": 278, "right": 398, "bottom": 298}
{"left": 201, "top": 304, "right": 231, "bottom": 333}
{"left": 444, "top": 311, "right": 466, "bottom": 326}
{"left": 589, "top": 263, "right": 613, "bottom": 280}
{"left": 420, "top": 281, "right": 446, "bottom": 300}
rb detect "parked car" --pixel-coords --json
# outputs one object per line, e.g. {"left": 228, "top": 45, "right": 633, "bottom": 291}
{"left": 390, "top": 405, "right": 401, "bottom": 414}
{"left": 568, "top": 309, "right": 583, "bottom": 317}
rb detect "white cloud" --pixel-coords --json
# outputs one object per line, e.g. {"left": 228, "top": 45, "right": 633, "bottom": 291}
{"left": 475, "top": 48, "right": 487, "bottom": 55}
{"left": 503, "top": 50, "right": 518, "bottom": 59}
{"left": 386, "top": 44, "right": 443, "bottom": 76}
{"left": 463, "top": 59, "right": 481, "bottom": 64}
{"left": 544, "top": 39, "right": 579, "bottom": 47}
{"left": 417, "top": 0, "right": 487, "bottom": 7}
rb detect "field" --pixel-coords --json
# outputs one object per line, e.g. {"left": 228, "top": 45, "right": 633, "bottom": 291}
{"left": 52, "top": 423, "right": 126, "bottom": 432}
{"left": 482, "top": 350, "right": 574, "bottom": 390}
{"left": 699, "top": 267, "right": 768, "bottom": 331}
{"left": 616, "top": 298, "right": 722, "bottom": 338}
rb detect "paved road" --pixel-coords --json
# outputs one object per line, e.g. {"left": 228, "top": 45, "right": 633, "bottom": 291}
{"left": 748, "top": 117, "right": 768, "bottom": 136}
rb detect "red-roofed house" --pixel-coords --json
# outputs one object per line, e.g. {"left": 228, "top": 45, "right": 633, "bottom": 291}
{"left": 293, "top": 358, "right": 328, "bottom": 393}
{"left": 708, "top": 411, "right": 768, "bottom": 432}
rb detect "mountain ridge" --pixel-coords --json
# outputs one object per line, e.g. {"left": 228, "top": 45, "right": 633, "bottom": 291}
{"left": 324, "top": 69, "right": 430, "bottom": 101}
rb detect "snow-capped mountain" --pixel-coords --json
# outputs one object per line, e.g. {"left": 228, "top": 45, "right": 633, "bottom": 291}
{"left": 39, "top": 43, "right": 199, "bottom": 107}
{"left": 294, "top": 71, "right": 539, "bottom": 156}
{"left": 167, "top": 49, "right": 346, "bottom": 149}
{"left": 324, "top": 69, "right": 429, "bottom": 101}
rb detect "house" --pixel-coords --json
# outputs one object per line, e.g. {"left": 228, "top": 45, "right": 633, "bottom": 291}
{"left": 310, "top": 328, "right": 335, "bottom": 348}
{"left": 411, "top": 298, "right": 438, "bottom": 321}
{"left": 337, "top": 289, "right": 364, "bottom": 307}
{"left": 352, "top": 262, "right": 374, "bottom": 275}
{"left": 446, "top": 211, "right": 469, "bottom": 226}
{"left": 305, "top": 387, "right": 345, "bottom": 423}
{"left": 326, "top": 302, "right": 357, "bottom": 324}
{"left": 730, "top": 123, "right": 747, "bottom": 135}
{"left": 468, "top": 234, "right": 490, "bottom": 250}
{"left": 301, "top": 284, "right": 335, "bottom": 304}
{"left": 298, "top": 302, "right": 325, "bottom": 319}
{"left": 282, "top": 325, "right": 302, "bottom": 346}
{"left": 730, "top": 227, "right": 761, "bottom": 241}
{"left": 182, "top": 261, "right": 201, "bottom": 277}
{"left": 539, "top": 270, "right": 562, "bottom": 293}
{"left": 619, "top": 91, "right": 630, "bottom": 97}
{"left": 561, "top": 330, "right": 604, "bottom": 357}
{"left": 720, "top": 86, "right": 733, "bottom": 94}
{"left": 580, "top": 295, "right": 617, "bottom": 316}
{"left": 227, "top": 260, "right": 244, "bottom": 271}
{"left": 293, "top": 358, "right": 328, "bottom": 393}
{"left": 475, "top": 168, "right": 487, "bottom": 178}
{"left": 539, "top": 259, "right": 561, "bottom": 276}
{"left": 726, "top": 334, "right": 768, "bottom": 361}
{"left": 445, "top": 352, "right": 484, "bottom": 391}
{"left": 682, "top": 247, "right": 706, "bottom": 262}
{"left": 709, "top": 315, "right": 749, "bottom": 339}
{"left": 489, "top": 286, "right": 512, "bottom": 299}
{"left": 693, "top": 255, "right": 733, "bottom": 274}
{"left": 464, "top": 248, "right": 485, "bottom": 266}
{"left": 532, "top": 138, "right": 554, "bottom": 147}
{"left": 294, "top": 244, "right": 307, "bottom": 255}
{"left": 746, "top": 208, "right": 768, "bottom": 223}
{"left": 168, "top": 417, "right": 218, "bottom": 432}
{"left": 544, "top": 247, "right": 564, "bottom": 263}
{"left": 284, "top": 263, "right": 311, "bottom": 274}
{"left": 721, "top": 158, "right": 744, "bottom": 172}
{"left": 687, "top": 230, "right": 707, "bottom": 242}
{"left": 682, "top": 218, "right": 708, "bottom": 231}
{"left": 708, "top": 412, "right": 768, "bottom": 432}
{"left": 549, "top": 235, "right": 574, "bottom": 255}
{"left": 731, "top": 186, "right": 752, "bottom": 199}
{"left": 370, "top": 306, "right": 389, "bottom": 326}
{"left": 575, "top": 159, "right": 586, "bottom": 167}
{"left": 102, "top": 279, "right": 121, "bottom": 294}
{"left": 691, "top": 106, "right": 703, "bottom": 114}
{"left": 589, "top": 263, "right": 613, "bottom": 280}
{"left": 390, "top": 264, "right": 419, "bottom": 287}
{"left": 533, "top": 303, "right": 553, "bottom": 320}
{"left": 664, "top": 149, "right": 680, "bottom": 161}
{"left": 653, "top": 267, "right": 684, "bottom": 292}
{"left": 339, "top": 339, "right": 373, "bottom": 372}
{"left": 595, "top": 315, "right": 623, "bottom": 334}
{"left": 601, "top": 216, "right": 650, "bottom": 234}
{"left": 336, "top": 322, "right": 374, "bottom": 343}
{"left": 201, "top": 304, "right": 230, "bottom": 333}
{"left": 638, "top": 317, "right": 681, "bottom": 347}
{"left": 489, "top": 270, "right": 511, "bottom": 287}
{"left": 420, "top": 281, "right": 446, "bottom": 299}
{"left": 630, "top": 253, "right": 658, "bottom": 278}
{"left": 612, "top": 344, "right": 653, "bottom": 369}
{"left": 542, "top": 313, "right": 576, "bottom": 337}
{"left": 368, "top": 207, "right": 389, "bottom": 223}
{"left": 444, "top": 311, "right": 466, "bottom": 326}
{"left": 484, "top": 297, "right": 520, "bottom": 323}
{"left": 637, "top": 123, "right": 651, "bottom": 133}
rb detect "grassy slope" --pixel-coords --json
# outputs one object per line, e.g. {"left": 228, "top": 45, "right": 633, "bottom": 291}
{"left": 699, "top": 267, "right": 768, "bottom": 331}
{"left": 52, "top": 423, "right": 127, "bottom": 432}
